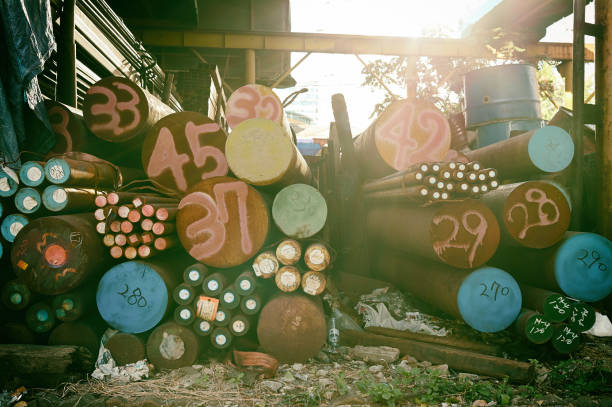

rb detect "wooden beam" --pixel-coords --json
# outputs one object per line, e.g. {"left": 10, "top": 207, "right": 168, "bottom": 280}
{"left": 134, "top": 29, "right": 592, "bottom": 61}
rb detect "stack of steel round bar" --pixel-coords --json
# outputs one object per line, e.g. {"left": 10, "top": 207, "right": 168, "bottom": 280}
{"left": 93, "top": 191, "right": 180, "bottom": 260}
{"left": 169, "top": 262, "right": 266, "bottom": 351}
{"left": 362, "top": 161, "right": 500, "bottom": 204}
{"left": 252, "top": 239, "right": 331, "bottom": 297}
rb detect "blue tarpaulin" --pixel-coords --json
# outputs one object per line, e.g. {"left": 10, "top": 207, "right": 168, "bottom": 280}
{"left": 0, "top": 0, "right": 56, "bottom": 168}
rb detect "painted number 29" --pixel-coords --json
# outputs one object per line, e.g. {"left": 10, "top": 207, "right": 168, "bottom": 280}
{"left": 433, "top": 210, "right": 487, "bottom": 267}
{"left": 577, "top": 249, "right": 608, "bottom": 271}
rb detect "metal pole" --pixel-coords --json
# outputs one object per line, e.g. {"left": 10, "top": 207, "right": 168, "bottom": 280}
{"left": 245, "top": 49, "right": 256, "bottom": 84}
{"left": 56, "top": 0, "right": 77, "bottom": 107}
{"left": 596, "top": 0, "right": 610, "bottom": 237}
{"left": 572, "top": 0, "right": 586, "bottom": 230}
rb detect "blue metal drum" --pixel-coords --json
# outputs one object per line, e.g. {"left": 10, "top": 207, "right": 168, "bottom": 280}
{"left": 464, "top": 64, "right": 541, "bottom": 129}
{"left": 475, "top": 119, "right": 545, "bottom": 148}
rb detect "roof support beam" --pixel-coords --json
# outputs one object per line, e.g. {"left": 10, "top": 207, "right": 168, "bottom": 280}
{"left": 134, "top": 29, "right": 593, "bottom": 61}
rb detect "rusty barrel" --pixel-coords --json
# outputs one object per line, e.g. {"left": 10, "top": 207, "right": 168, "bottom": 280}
{"left": 177, "top": 176, "right": 270, "bottom": 268}
{"left": 367, "top": 199, "right": 500, "bottom": 269}
{"left": 96, "top": 255, "right": 187, "bottom": 333}
{"left": 83, "top": 76, "right": 174, "bottom": 143}
{"left": 464, "top": 126, "right": 574, "bottom": 181}
{"left": 480, "top": 181, "right": 571, "bottom": 249}
{"left": 105, "top": 332, "right": 147, "bottom": 365}
{"left": 146, "top": 322, "right": 200, "bottom": 369}
{"left": 272, "top": 184, "right": 327, "bottom": 239}
{"left": 353, "top": 99, "right": 451, "bottom": 180}
{"left": 257, "top": 293, "right": 327, "bottom": 362}
{"left": 490, "top": 232, "right": 612, "bottom": 302}
{"left": 226, "top": 84, "right": 290, "bottom": 132}
{"left": 225, "top": 118, "right": 312, "bottom": 188}
{"left": 141, "top": 111, "right": 228, "bottom": 193}
{"left": 374, "top": 248, "right": 522, "bottom": 333}
{"left": 11, "top": 214, "right": 106, "bottom": 295}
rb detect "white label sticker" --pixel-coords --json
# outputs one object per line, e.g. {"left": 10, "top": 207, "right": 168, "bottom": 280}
{"left": 22, "top": 196, "right": 37, "bottom": 210}
{"left": 10, "top": 222, "right": 24, "bottom": 236}
{"left": 239, "top": 279, "right": 251, "bottom": 291}
{"left": 27, "top": 167, "right": 42, "bottom": 182}
{"left": 159, "top": 333, "right": 185, "bottom": 360}
{"left": 280, "top": 244, "right": 297, "bottom": 259}
{"left": 309, "top": 249, "right": 325, "bottom": 265}
{"left": 0, "top": 177, "right": 10, "bottom": 192}
{"left": 216, "top": 311, "right": 226, "bottom": 322}
{"left": 49, "top": 165, "right": 65, "bottom": 181}
{"left": 188, "top": 270, "right": 200, "bottom": 281}
{"left": 207, "top": 280, "right": 219, "bottom": 291}
{"left": 280, "top": 271, "right": 297, "bottom": 287}
{"left": 179, "top": 289, "right": 190, "bottom": 300}
{"left": 223, "top": 292, "right": 235, "bottom": 303}
{"left": 199, "top": 321, "right": 211, "bottom": 332}
{"left": 179, "top": 308, "right": 192, "bottom": 320}
{"left": 232, "top": 320, "right": 246, "bottom": 333}
{"left": 245, "top": 299, "right": 257, "bottom": 310}
{"left": 259, "top": 258, "right": 277, "bottom": 275}
{"left": 304, "top": 275, "right": 321, "bottom": 295}
{"left": 215, "top": 334, "right": 227, "bottom": 346}
{"left": 53, "top": 188, "right": 67, "bottom": 203}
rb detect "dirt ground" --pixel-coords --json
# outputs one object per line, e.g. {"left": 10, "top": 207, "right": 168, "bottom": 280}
{"left": 17, "top": 334, "right": 612, "bottom": 407}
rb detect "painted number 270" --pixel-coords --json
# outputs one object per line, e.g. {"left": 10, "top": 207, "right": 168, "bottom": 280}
{"left": 479, "top": 281, "right": 510, "bottom": 301}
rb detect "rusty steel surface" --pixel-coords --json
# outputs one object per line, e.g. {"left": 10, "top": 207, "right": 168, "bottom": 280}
{"left": 83, "top": 76, "right": 174, "bottom": 143}
{"left": 146, "top": 322, "right": 200, "bottom": 369}
{"left": 257, "top": 293, "right": 326, "bottom": 363}
{"left": 11, "top": 214, "right": 106, "bottom": 295}
{"left": 367, "top": 199, "right": 499, "bottom": 269}
{"left": 481, "top": 181, "right": 571, "bottom": 248}
{"left": 177, "top": 176, "right": 269, "bottom": 268}
{"left": 105, "top": 333, "right": 146, "bottom": 365}
{"left": 354, "top": 99, "right": 451, "bottom": 180}
{"left": 141, "top": 112, "right": 228, "bottom": 194}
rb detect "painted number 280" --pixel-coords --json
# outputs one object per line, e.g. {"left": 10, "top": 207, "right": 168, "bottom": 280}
{"left": 117, "top": 284, "right": 147, "bottom": 308}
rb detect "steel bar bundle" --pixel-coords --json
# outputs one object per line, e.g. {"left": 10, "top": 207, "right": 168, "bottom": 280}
{"left": 362, "top": 161, "right": 499, "bottom": 203}
{"left": 367, "top": 199, "right": 500, "bottom": 269}
{"left": 353, "top": 99, "right": 452, "bottom": 180}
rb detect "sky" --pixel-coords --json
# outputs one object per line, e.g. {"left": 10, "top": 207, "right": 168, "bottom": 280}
{"left": 275, "top": 0, "right": 595, "bottom": 138}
